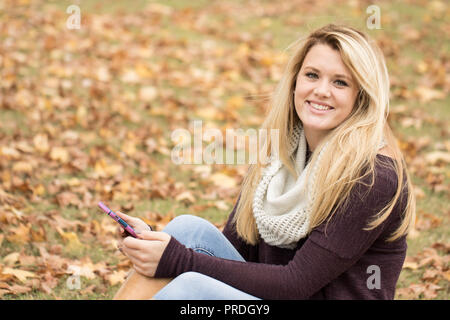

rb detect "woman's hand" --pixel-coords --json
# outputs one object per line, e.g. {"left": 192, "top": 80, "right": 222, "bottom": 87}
{"left": 120, "top": 230, "right": 171, "bottom": 277}
{"left": 115, "top": 211, "right": 152, "bottom": 236}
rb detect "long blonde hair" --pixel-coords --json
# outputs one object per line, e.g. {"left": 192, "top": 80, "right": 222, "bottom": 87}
{"left": 233, "top": 24, "right": 416, "bottom": 245}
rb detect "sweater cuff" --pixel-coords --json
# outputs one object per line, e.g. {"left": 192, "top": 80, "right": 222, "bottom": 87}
{"left": 154, "top": 235, "right": 190, "bottom": 278}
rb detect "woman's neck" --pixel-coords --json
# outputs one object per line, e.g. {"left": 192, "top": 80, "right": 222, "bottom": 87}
{"left": 304, "top": 127, "right": 329, "bottom": 152}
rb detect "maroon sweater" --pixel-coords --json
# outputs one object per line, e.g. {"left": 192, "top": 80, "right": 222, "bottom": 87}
{"left": 155, "top": 155, "right": 409, "bottom": 299}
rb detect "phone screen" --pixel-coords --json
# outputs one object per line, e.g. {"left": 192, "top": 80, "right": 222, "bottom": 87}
{"left": 97, "top": 202, "right": 138, "bottom": 238}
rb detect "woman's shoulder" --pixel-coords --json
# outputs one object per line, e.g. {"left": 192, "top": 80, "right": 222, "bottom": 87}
{"left": 358, "top": 152, "right": 408, "bottom": 211}
{"left": 357, "top": 152, "right": 401, "bottom": 199}
{"left": 371, "top": 157, "right": 398, "bottom": 193}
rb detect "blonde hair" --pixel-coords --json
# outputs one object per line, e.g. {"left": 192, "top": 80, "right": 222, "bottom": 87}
{"left": 233, "top": 24, "right": 416, "bottom": 245}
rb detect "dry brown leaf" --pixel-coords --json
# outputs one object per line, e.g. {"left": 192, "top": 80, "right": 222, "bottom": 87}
{"left": 2, "top": 267, "right": 36, "bottom": 282}
{"left": 414, "top": 86, "right": 445, "bottom": 103}
{"left": 6, "top": 223, "right": 31, "bottom": 244}
{"left": 12, "top": 161, "right": 33, "bottom": 174}
{"left": 50, "top": 147, "right": 69, "bottom": 163}
{"left": 33, "top": 134, "right": 50, "bottom": 154}
{"left": 106, "top": 270, "right": 128, "bottom": 286}
{"left": 56, "top": 191, "right": 81, "bottom": 207}
{"left": 5, "top": 284, "right": 32, "bottom": 295}
{"left": 139, "top": 86, "right": 158, "bottom": 102}
{"left": 175, "top": 190, "right": 196, "bottom": 204}
{"left": 209, "top": 172, "right": 237, "bottom": 188}
{"left": 56, "top": 227, "right": 84, "bottom": 250}
{"left": 94, "top": 159, "right": 123, "bottom": 178}
{"left": 214, "top": 200, "right": 230, "bottom": 211}
{"left": 425, "top": 151, "right": 450, "bottom": 165}
{"left": 3, "top": 252, "right": 20, "bottom": 266}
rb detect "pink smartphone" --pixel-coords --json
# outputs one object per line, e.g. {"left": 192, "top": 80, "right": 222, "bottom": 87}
{"left": 97, "top": 202, "right": 138, "bottom": 238}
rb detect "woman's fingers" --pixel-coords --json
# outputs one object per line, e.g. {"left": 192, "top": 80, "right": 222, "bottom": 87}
{"left": 118, "top": 226, "right": 127, "bottom": 238}
{"left": 116, "top": 211, "right": 151, "bottom": 233}
{"left": 122, "top": 235, "right": 146, "bottom": 250}
{"left": 116, "top": 211, "right": 137, "bottom": 223}
{"left": 119, "top": 244, "right": 142, "bottom": 261}
{"left": 136, "top": 231, "right": 170, "bottom": 242}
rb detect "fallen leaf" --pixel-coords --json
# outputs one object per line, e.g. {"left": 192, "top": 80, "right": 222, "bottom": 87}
{"left": 425, "top": 151, "right": 450, "bottom": 165}
{"left": 40, "top": 271, "right": 58, "bottom": 294}
{"left": 175, "top": 190, "right": 196, "bottom": 204}
{"left": 0, "top": 146, "right": 21, "bottom": 159}
{"left": 56, "top": 191, "right": 81, "bottom": 207}
{"left": 6, "top": 224, "right": 31, "bottom": 244}
{"left": 33, "top": 134, "right": 50, "bottom": 154}
{"left": 422, "top": 269, "right": 440, "bottom": 282}
{"left": 94, "top": 159, "right": 123, "bottom": 178}
{"left": 2, "top": 267, "right": 36, "bottom": 282}
{"left": 414, "top": 86, "right": 445, "bottom": 103}
{"left": 139, "top": 86, "right": 158, "bottom": 102}
{"left": 106, "top": 270, "right": 128, "bottom": 286}
{"left": 214, "top": 200, "right": 230, "bottom": 211}
{"left": 402, "top": 260, "right": 419, "bottom": 270}
{"left": 442, "top": 270, "right": 450, "bottom": 282}
{"left": 5, "top": 284, "right": 32, "bottom": 295}
{"left": 56, "top": 227, "right": 84, "bottom": 250}
{"left": 12, "top": 161, "right": 33, "bottom": 174}
{"left": 3, "top": 252, "right": 20, "bottom": 266}
{"left": 50, "top": 147, "right": 69, "bottom": 163}
{"left": 209, "top": 172, "right": 237, "bottom": 188}
{"left": 415, "top": 212, "right": 442, "bottom": 230}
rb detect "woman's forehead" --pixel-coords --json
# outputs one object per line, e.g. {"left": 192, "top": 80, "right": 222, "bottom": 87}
{"left": 301, "top": 45, "right": 351, "bottom": 76}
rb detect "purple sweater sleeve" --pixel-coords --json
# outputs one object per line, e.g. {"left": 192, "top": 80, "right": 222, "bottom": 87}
{"left": 155, "top": 168, "right": 399, "bottom": 299}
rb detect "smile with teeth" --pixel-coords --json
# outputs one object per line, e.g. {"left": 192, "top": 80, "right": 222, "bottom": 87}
{"left": 307, "top": 101, "right": 333, "bottom": 111}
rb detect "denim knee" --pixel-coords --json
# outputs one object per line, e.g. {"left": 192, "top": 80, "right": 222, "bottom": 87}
{"left": 163, "top": 214, "right": 245, "bottom": 261}
{"left": 163, "top": 214, "right": 215, "bottom": 244}
{"left": 153, "top": 272, "right": 205, "bottom": 300}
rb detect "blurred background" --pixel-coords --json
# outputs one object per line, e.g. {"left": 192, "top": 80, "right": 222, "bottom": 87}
{"left": 0, "top": 0, "right": 448, "bottom": 299}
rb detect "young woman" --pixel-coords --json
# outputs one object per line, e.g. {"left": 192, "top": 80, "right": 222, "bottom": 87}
{"left": 113, "top": 24, "right": 416, "bottom": 300}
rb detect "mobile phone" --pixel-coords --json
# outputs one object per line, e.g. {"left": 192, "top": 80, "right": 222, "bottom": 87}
{"left": 97, "top": 202, "right": 138, "bottom": 238}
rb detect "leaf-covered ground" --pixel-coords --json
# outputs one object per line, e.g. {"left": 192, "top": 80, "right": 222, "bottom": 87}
{"left": 0, "top": 0, "right": 448, "bottom": 299}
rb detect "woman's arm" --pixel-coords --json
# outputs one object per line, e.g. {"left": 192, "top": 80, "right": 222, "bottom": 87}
{"left": 154, "top": 167, "right": 402, "bottom": 299}
{"left": 156, "top": 232, "right": 356, "bottom": 299}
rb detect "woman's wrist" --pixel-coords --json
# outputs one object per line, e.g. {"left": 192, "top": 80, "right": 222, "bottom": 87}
{"left": 154, "top": 235, "right": 188, "bottom": 278}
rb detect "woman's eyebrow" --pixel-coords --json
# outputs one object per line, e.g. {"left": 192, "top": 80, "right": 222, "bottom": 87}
{"left": 303, "top": 66, "right": 352, "bottom": 81}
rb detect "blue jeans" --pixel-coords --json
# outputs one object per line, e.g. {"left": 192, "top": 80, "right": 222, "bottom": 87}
{"left": 153, "top": 215, "right": 261, "bottom": 300}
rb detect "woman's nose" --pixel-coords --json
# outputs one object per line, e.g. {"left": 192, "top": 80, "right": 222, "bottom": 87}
{"left": 313, "top": 80, "right": 331, "bottom": 97}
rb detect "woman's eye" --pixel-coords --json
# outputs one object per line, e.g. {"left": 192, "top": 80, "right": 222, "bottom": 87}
{"left": 305, "top": 72, "right": 318, "bottom": 79}
{"left": 304, "top": 72, "right": 348, "bottom": 87}
{"left": 335, "top": 79, "right": 348, "bottom": 86}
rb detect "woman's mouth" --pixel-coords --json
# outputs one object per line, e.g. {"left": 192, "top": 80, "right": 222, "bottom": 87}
{"left": 306, "top": 100, "right": 334, "bottom": 112}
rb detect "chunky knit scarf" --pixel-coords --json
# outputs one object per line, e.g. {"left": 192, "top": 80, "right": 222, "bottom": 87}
{"left": 252, "top": 124, "right": 386, "bottom": 249}
{"left": 252, "top": 123, "right": 320, "bottom": 249}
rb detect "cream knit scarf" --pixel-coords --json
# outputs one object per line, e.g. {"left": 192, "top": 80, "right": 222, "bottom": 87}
{"left": 252, "top": 123, "right": 386, "bottom": 249}
{"left": 252, "top": 123, "right": 320, "bottom": 249}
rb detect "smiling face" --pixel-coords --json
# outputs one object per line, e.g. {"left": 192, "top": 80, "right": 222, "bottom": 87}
{"left": 294, "top": 43, "right": 359, "bottom": 150}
